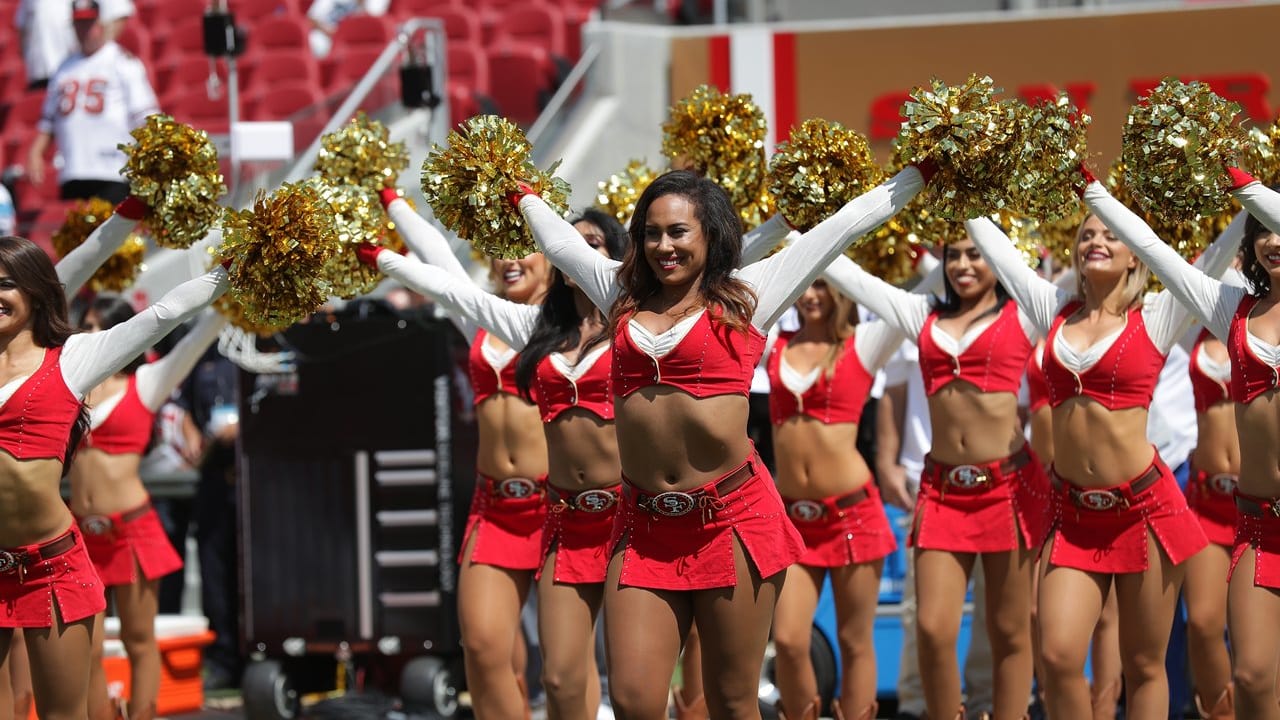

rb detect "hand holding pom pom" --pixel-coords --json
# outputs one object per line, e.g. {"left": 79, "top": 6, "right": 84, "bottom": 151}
{"left": 1227, "top": 167, "right": 1257, "bottom": 190}
{"left": 355, "top": 243, "right": 385, "bottom": 268}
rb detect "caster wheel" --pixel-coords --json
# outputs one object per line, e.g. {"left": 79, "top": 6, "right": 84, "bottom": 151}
{"left": 401, "top": 656, "right": 460, "bottom": 718}
{"left": 243, "top": 660, "right": 301, "bottom": 720}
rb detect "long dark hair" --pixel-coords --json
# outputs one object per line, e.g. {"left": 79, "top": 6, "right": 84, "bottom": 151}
{"left": 515, "top": 209, "right": 628, "bottom": 400}
{"left": 1241, "top": 188, "right": 1280, "bottom": 298}
{"left": 84, "top": 295, "right": 146, "bottom": 374}
{"left": 608, "top": 171, "right": 756, "bottom": 333}
{"left": 0, "top": 236, "right": 89, "bottom": 464}
{"left": 931, "top": 238, "right": 1012, "bottom": 319}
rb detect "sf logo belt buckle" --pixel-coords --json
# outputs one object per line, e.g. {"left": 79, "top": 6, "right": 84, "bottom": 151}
{"left": 1208, "top": 474, "right": 1237, "bottom": 495}
{"left": 947, "top": 465, "right": 989, "bottom": 489}
{"left": 574, "top": 489, "right": 617, "bottom": 513}
{"left": 1077, "top": 489, "right": 1121, "bottom": 511}
{"left": 650, "top": 491, "right": 697, "bottom": 517}
{"left": 80, "top": 515, "right": 113, "bottom": 537}
{"left": 498, "top": 478, "right": 537, "bottom": 499}
{"left": 0, "top": 551, "right": 19, "bottom": 574}
{"left": 787, "top": 500, "right": 825, "bottom": 522}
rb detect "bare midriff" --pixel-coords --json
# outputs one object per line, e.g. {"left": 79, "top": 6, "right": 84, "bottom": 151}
{"left": 1051, "top": 399, "right": 1154, "bottom": 488}
{"left": 772, "top": 418, "right": 869, "bottom": 499}
{"left": 544, "top": 410, "right": 621, "bottom": 492}
{"left": 0, "top": 452, "right": 74, "bottom": 547}
{"left": 926, "top": 383, "right": 1025, "bottom": 466}
{"left": 1190, "top": 402, "right": 1240, "bottom": 477}
{"left": 615, "top": 388, "right": 752, "bottom": 492}
{"left": 1236, "top": 393, "right": 1280, "bottom": 497}
{"left": 67, "top": 449, "right": 149, "bottom": 518}
{"left": 474, "top": 393, "right": 548, "bottom": 481}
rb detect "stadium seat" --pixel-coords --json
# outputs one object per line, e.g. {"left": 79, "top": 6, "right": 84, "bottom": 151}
{"left": 448, "top": 84, "right": 480, "bottom": 127}
{"left": 330, "top": 14, "right": 395, "bottom": 51}
{"left": 146, "top": 0, "right": 199, "bottom": 30}
{"left": 425, "top": 6, "right": 482, "bottom": 45}
{"left": 156, "top": 56, "right": 226, "bottom": 106}
{"left": 5, "top": 91, "right": 48, "bottom": 134}
{"left": 245, "top": 14, "right": 310, "bottom": 53}
{"left": 322, "top": 46, "right": 384, "bottom": 94}
{"left": 485, "top": 41, "right": 556, "bottom": 124}
{"left": 154, "top": 16, "right": 208, "bottom": 60}
{"left": 116, "top": 23, "right": 153, "bottom": 64}
{"left": 231, "top": 0, "right": 300, "bottom": 24}
{"left": 497, "top": 5, "right": 566, "bottom": 59}
{"left": 447, "top": 44, "right": 490, "bottom": 96}
{"left": 393, "top": 0, "right": 459, "bottom": 18}
{"left": 167, "top": 88, "right": 236, "bottom": 135}
{"left": 243, "top": 49, "right": 322, "bottom": 98}
{"left": 245, "top": 80, "right": 326, "bottom": 121}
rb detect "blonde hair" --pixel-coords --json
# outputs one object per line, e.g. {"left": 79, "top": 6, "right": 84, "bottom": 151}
{"left": 801, "top": 282, "right": 857, "bottom": 377}
{"left": 1073, "top": 215, "right": 1150, "bottom": 311}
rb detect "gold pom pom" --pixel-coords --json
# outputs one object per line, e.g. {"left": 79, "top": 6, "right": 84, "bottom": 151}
{"left": 120, "top": 114, "right": 226, "bottom": 249}
{"left": 895, "top": 75, "right": 1023, "bottom": 220}
{"left": 421, "top": 115, "right": 571, "bottom": 259}
{"left": 1242, "top": 113, "right": 1280, "bottom": 187}
{"left": 596, "top": 160, "right": 659, "bottom": 224}
{"left": 314, "top": 111, "right": 409, "bottom": 192}
{"left": 310, "top": 180, "right": 391, "bottom": 299}
{"left": 846, "top": 230, "right": 930, "bottom": 286}
{"left": 768, "top": 119, "right": 884, "bottom": 233}
{"left": 1032, "top": 199, "right": 1087, "bottom": 269}
{"left": 1121, "top": 78, "right": 1247, "bottom": 225}
{"left": 1013, "top": 94, "right": 1090, "bottom": 221}
{"left": 51, "top": 198, "right": 146, "bottom": 292}
{"left": 214, "top": 294, "right": 292, "bottom": 336}
{"left": 216, "top": 182, "right": 341, "bottom": 327}
{"left": 1108, "top": 160, "right": 1220, "bottom": 260}
{"left": 662, "top": 85, "right": 772, "bottom": 228}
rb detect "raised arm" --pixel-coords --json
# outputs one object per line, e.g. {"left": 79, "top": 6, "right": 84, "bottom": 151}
{"left": 963, "top": 217, "right": 1069, "bottom": 336}
{"left": 823, "top": 254, "right": 930, "bottom": 339}
{"left": 56, "top": 197, "right": 146, "bottom": 298}
{"left": 518, "top": 195, "right": 621, "bottom": 312}
{"left": 62, "top": 268, "right": 230, "bottom": 397}
{"left": 854, "top": 319, "right": 910, "bottom": 375}
{"left": 134, "top": 310, "right": 228, "bottom": 411}
{"left": 1082, "top": 181, "right": 1242, "bottom": 342}
{"left": 1230, "top": 170, "right": 1280, "bottom": 238}
{"left": 739, "top": 166, "right": 928, "bottom": 330}
{"left": 740, "top": 215, "right": 793, "bottom": 266}
{"left": 374, "top": 249, "right": 539, "bottom": 350}
{"left": 382, "top": 191, "right": 472, "bottom": 281}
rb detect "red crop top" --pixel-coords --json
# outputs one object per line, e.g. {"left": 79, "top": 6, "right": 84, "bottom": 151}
{"left": 1043, "top": 302, "right": 1165, "bottom": 410}
{"left": 1025, "top": 347, "right": 1049, "bottom": 414}
{"left": 918, "top": 301, "right": 1031, "bottom": 396}
{"left": 766, "top": 334, "right": 871, "bottom": 425}
{"left": 612, "top": 310, "right": 766, "bottom": 399}
{"left": 467, "top": 328, "right": 522, "bottom": 405}
{"left": 1189, "top": 329, "right": 1231, "bottom": 413}
{"left": 532, "top": 346, "right": 613, "bottom": 422}
{"left": 1228, "top": 295, "right": 1280, "bottom": 405}
{"left": 0, "top": 347, "right": 83, "bottom": 462}
{"left": 85, "top": 376, "right": 154, "bottom": 455}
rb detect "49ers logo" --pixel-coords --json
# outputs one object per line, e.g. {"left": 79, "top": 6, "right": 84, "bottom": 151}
{"left": 651, "top": 492, "right": 696, "bottom": 517}
{"left": 498, "top": 478, "right": 537, "bottom": 499}
{"left": 1208, "top": 474, "right": 1237, "bottom": 495}
{"left": 1077, "top": 490, "right": 1121, "bottom": 511}
{"left": 946, "top": 465, "right": 988, "bottom": 489}
{"left": 575, "top": 489, "right": 617, "bottom": 513}
{"left": 80, "top": 515, "right": 113, "bottom": 536}
{"left": 0, "top": 551, "right": 17, "bottom": 574}
{"left": 787, "top": 500, "right": 824, "bottom": 522}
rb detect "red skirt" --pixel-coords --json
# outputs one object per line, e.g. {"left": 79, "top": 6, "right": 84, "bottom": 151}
{"left": 0, "top": 529, "right": 107, "bottom": 628}
{"left": 1048, "top": 456, "right": 1208, "bottom": 574}
{"left": 610, "top": 456, "right": 805, "bottom": 591}
{"left": 538, "top": 484, "right": 620, "bottom": 584}
{"left": 460, "top": 474, "right": 548, "bottom": 571}
{"left": 911, "top": 446, "right": 1053, "bottom": 553}
{"left": 783, "top": 482, "right": 897, "bottom": 568}
{"left": 1185, "top": 469, "right": 1238, "bottom": 548}
{"left": 77, "top": 502, "right": 183, "bottom": 587}
{"left": 1229, "top": 492, "right": 1280, "bottom": 590}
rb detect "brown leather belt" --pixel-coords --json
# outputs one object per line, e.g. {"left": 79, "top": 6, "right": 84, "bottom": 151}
{"left": 1236, "top": 493, "right": 1280, "bottom": 518}
{"left": 549, "top": 485, "right": 619, "bottom": 513}
{"left": 1056, "top": 463, "right": 1163, "bottom": 511}
{"left": 0, "top": 531, "right": 79, "bottom": 575}
{"left": 629, "top": 457, "right": 757, "bottom": 517}
{"left": 785, "top": 486, "right": 870, "bottom": 522}
{"left": 79, "top": 501, "right": 153, "bottom": 537}
{"left": 923, "top": 445, "right": 1033, "bottom": 493}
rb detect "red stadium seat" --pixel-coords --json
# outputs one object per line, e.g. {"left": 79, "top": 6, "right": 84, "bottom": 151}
{"left": 330, "top": 14, "right": 395, "bottom": 51}
{"left": 156, "top": 56, "right": 226, "bottom": 106}
{"left": 243, "top": 49, "right": 322, "bottom": 98}
{"left": 116, "top": 23, "right": 153, "bottom": 65}
{"left": 231, "top": 0, "right": 300, "bottom": 24}
{"left": 393, "top": 0, "right": 459, "bottom": 18}
{"left": 246, "top": 14, "right": 310, "bottom": 53}
{"left": 485, "top": 41, "right": 556, "bottom": 124}
{"left": 447, "top": 44, "right": 489, "bottom": 95}
{"left": 245, "top": 80, "right": 325, "bottom": 121}
{"left": 448, "top": 84, "right": 480, "bottom": 128}
{"left": 426, "top": 6, "right": 481, "bottom": 44}
{"left": 167, "top": 88, "right": 236, "bottom": 135}
{"left": 154, "top": 16, "right": 208, "bottom": 60}
{"left": 147, "top": 1, "right": 201, "bottom": 30}
{"left": 6, "top": 91, "right": 49, "bottom": 134}
{"left": 496, "top": 5, "right": 565, "bottom": 59}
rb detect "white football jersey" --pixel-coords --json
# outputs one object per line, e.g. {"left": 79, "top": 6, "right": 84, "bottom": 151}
{"left": 14, "top": 0, "right": 75, "bottom": 85}
{"left": 38, "top": 42, "right": 159, "bottom": 184}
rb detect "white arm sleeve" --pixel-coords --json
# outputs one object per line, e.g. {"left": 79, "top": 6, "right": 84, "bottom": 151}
{"left": 387, "top": 198, "right": 472, "bottom": 281}
{"left": 133, "top": 310, "right": 227, "bottom": 411}
{"left": 62, "top": 268, "right": 230, "bottom": 397}
{"left": 823, "top": 254, "right": 930, "bottom": 338}
{"left": 740, "top": 215, "right": 792, "bottom": 266}
{"left": 378, "top": 252, "right": 539, "bottom": 350}
{"left": 964, "top": 217, "right": 1069, "bottom": 337}
{"left": 121, "top": 57, "right": 159, "bottom": 127}
{"left": 916, "top": 255, "right": 945, "bottom": 296}
{"left": 519, "top": 195, "right": 621, "bottom": 312}
{"left": 853, "top": 319, "right": 910, "bottom": 375}
{"left": 56, "top": 213, "right": 139, "bottom": 298}
{"left": 738, "top": 167, "right": 926, "bottom": 330}
{"left": 1082, "top": 182, "right": 1243, "bottom": 342}
{"left": 1234, "top": 182, "right": 1280, "bottom": 238}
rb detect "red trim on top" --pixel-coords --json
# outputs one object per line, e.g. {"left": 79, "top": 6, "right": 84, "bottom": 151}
{"left": 772, "top": 32, "right": 797, "bottom": 143}
{"left": 708, "top": 35, "right": 731, "bottom": 93}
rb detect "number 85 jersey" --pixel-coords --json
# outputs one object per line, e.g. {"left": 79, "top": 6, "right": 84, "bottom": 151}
{"left": 38, "top": 41, "right": 159, "bottom": 184}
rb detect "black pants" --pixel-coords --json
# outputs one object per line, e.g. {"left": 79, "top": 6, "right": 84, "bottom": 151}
{"left": 60, "top": 179, "right": 129, "bottom": 203}
{"left": 194, "top": 469, "right": 242, "bottom": 678}
{"left": 153, "top": 497, "right": 192, "bottom": 615}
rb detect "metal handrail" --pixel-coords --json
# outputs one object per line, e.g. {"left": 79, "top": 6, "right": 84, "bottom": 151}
{"left": 283, "top": 17, "right": 448, "bottom": 184}
{"left": 526, "top": 42, "right": 603, "bottom": 147}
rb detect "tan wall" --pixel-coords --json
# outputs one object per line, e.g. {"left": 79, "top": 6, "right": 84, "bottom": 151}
{"left": 671, "top": 4, "right": 1280, "bottom": 166}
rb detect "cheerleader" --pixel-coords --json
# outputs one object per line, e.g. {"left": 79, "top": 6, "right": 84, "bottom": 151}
{"left": 0, "top": 235, "right": 227, "bottom": 719}
{"left": 514, "top": 165, "right": 929, "bottom": 718}
{"left": 71, "top": 302, "right": 226, "bottom": 720}
{"left": 1078, "top": 171, "right": 1279, "bottom": 719}
{"left": 767, "top": 280, "right": 902, "bottom": 720}
{"left": 962, "top": 198, "right": 1238, "bottom": 718}
{"left": 822, "top": 235, "right": 1052, "bottom": 720}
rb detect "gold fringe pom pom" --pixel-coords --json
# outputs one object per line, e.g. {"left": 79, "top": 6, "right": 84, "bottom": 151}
{"left": 1013, "top": 94, "right": 1090, "bottom": 221}
{"left": 310, "top": 180, "right": 390, "bottom": 299}
{"left": 216, "top": 182, "right": 341, "bottom": 327}
{"left": 1242, "top": 113, "right": 1280, "bottom": 187}
{"left": 846, "top": 230, "right": 931, "bottom": 286}
{"left": 51, "top": 198, "right": 146, "bottom": 292}
{"left": 768, "top": 119, "right": 884, "bottom": 233}
{"left": 661, "top": 85, "right": 772, "bottom": 228}
{"left": 314, "top": 111, "right": 409, "bottom": 192}
{"left": 1121, "top": 79, "right": 1247, "bottom": 225}
{"left": 120, "top": 114, "right": 226, "bottom": 249}
{"left": 1032, "top": 199, "right": 1086, "bottom": 269}
{"left": 1109, "top": 160, "right": 1220, "bottom": 260}
{"left": 214, "top": 294, "right": 292, "bottom": 336}
{"left": 895, "top": 75, "right": 1023, "bottom": 220}
{"left": 597, "top": 160, "right": 659, "bottom": 225}
{"left": 421, "top": 115, "right": 571, "bottom": 259}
